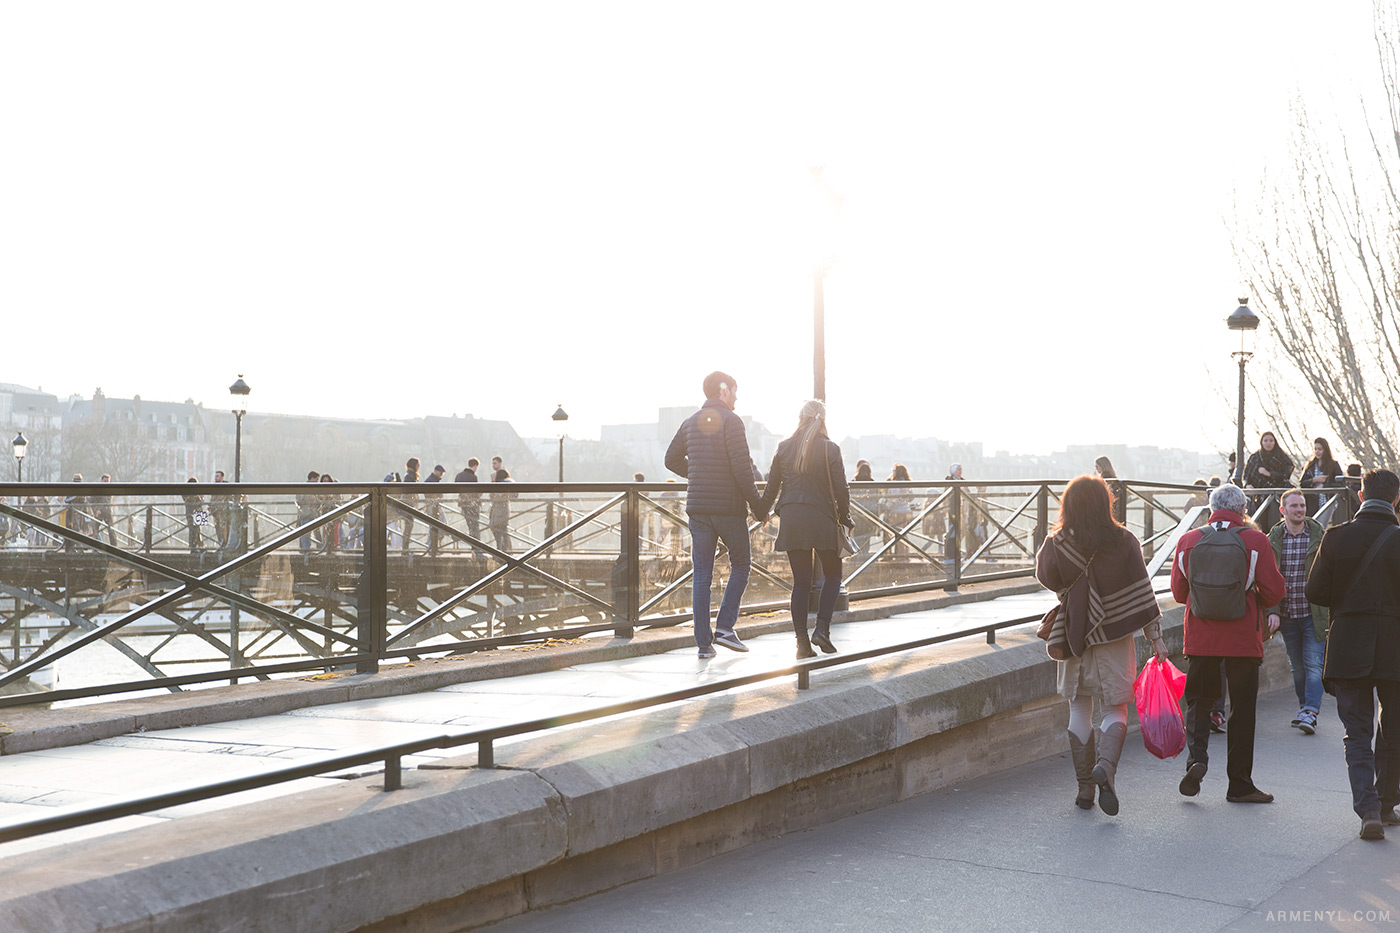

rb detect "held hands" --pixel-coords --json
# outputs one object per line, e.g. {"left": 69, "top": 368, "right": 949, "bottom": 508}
{"left": 1152, "top": 637, "right": 1168, "bottom": 664}
{"left": 1267, "top": 613, "right": 1281, "bottom": 635}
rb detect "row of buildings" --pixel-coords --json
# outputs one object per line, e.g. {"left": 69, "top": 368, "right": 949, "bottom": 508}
{"left": 1, "top": 382, "right": 1223, "bottom": 486}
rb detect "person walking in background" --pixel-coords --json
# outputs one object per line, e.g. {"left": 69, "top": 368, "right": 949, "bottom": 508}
{"left": 489, "top": 468, "right": 515, "bottom": 552}
{"left": 1243, "top": 431, "right": 1294, "bottom": 532}
{"left": 211, "top": 470, "right": 231, "bottom": 550}
{"left": 401, "top": 457, "right": 421, "bottom": 555}
{"left": 757, "top": 400, "right": 853, "bottom": 659}
{"left": 849, "top": 459, "right": 875, "bottom": 554}
{"left": 455, "top": 459, "right": 482, "bottom": 555}
{"left": 62, "top": 473, "right": 88, "bottom": 548}
{"left": 424, "top": 463, "right": 446, "bottom": 556}
{"left": 1171, "top": 483, "right": 1286, "bottom": 804}
{"left": 1305, "top": 468, "right": 1400, "bottom": 840}
{"left": 296, "top": 470, "right": 321, "bottom": 552}
{"left": 664, "top": 370, "right": 767, "bottom": 659}
{"left": 382, "top": 471, "right": 403, "bottom": 550}
{"left": 1036, "top": 474, "right": 1165, "bottom": 816}
{"left": 883, "top": 463, "right": 915, "bottom": 556}
{"left": 1265, "top": 488, "right": 1329, "bottom": 736}
{"left": 941, "top": 463, "right": 963, "bottom": 564}
{"left": 1094, "top": 456, "right": 1127, "bottom": 524}
{"left": 182, "top": 477, "right": 205, "bottom": 554}
{"left": 1299, "top": 437, "right": 1342, "bottom": 517}
{"left": 1345, "top": 463, "right": 1364, "bottom": 518}
{"left": 93, "top": 474, "right": 115, "bottom": 546}
{"left": 318, "top": 473, "right": 340, "bottom": 551}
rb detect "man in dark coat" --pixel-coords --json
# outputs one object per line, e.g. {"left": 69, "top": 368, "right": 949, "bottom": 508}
{"left": 1305, "top": 468, "right": 1400, "bottom": 840}
{"left": 455, "top": 459, "right": 482, "bottom": 555}
{"left": 664, "top": 371, "right": 767, "bottom": 658}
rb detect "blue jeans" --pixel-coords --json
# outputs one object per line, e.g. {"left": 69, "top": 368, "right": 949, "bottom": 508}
{"left": 1279, "top": 614, "right": 1325, "bottom": 712}
{"left": 688, "top": 514, "right": 751, "bottom": 649}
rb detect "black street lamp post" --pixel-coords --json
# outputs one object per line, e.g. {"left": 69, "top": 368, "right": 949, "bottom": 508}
{"left": 11, "top": 432, "right": 26, "bottom": 482}
{"left": 229, "top": 376, "right": 251, "bottom": 483}
{"left": 1227, "top": 299, "right": 1260, "bottom": 486}
{"left": 809, "top": 167, "right": 842, "bottom": 402}
{"left": 552, "top": 405, "right": 569, "bottom": 482}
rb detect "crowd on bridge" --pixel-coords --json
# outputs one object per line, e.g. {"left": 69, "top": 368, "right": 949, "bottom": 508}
{"left": 1036, "top": 458, "right": 1400, "bottom": 842}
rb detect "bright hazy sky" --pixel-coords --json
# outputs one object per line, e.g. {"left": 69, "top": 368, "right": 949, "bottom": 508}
{"left": 0, "top": 2, "right": 1382, "bottom": 457}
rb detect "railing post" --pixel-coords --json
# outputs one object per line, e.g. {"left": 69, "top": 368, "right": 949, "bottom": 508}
{"left": 479, "top": 738, "right": 495, "bottom": 769}
{"left": 618, "top": 488, "right": 638, "bottom": 639}
{"left": 359, "top": 485, "right": 388, "bottom": 674}
{"left": 1034, "top": 485, "right": 1049, "bottom": 552}
{"left": 383, "top": 754, "right": 401, "bottom": 791}
{"left": 142, "top": 504, "right": 153, "bottom": 553}
{"left": 1142, "top": 491, "right": 1155, "bottom": 560}
{"left": 948, "top": 486, "right": 962, "bottom": 590}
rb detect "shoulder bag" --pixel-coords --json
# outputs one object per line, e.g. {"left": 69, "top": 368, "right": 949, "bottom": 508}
{"left": 822, "top": 444, "right": 858, "bottom": 558}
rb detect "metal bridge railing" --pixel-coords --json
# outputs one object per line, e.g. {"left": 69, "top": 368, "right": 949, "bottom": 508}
{"left": 0, "top": 479, "right": 1352, "bottom": 709}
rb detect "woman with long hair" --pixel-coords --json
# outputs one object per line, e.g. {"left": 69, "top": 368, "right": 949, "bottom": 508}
{"left": 883, "top": 463, "right": 914, "bottom": 556}
{"left": 1299, "top": 437, "right": 1342, "bottom": 516}
{"left": 1243, "top": 431, "right": 1294, "bottom": 530}
{"left": 1035, "top": 474, "right": 1165, "bottom": 817}
{"left": 758, "top": 400, "right": 853, "bottom": 658}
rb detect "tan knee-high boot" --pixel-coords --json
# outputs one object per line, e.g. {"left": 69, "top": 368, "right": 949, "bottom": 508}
{"left": 1068, "top": 732, "right": 1096, "bottom": 810}
{"left": 1092, "top": 722, "right": 1127, "bottom": 816}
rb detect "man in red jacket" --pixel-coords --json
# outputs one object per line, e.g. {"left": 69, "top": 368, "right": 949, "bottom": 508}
{"left": 1170, "top": 483, "right": 1286, "bottom": 803}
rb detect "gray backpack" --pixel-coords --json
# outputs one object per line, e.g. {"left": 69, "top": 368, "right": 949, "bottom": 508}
{"left": 1188, "top": 524, "right": 1253, "bottom": 621}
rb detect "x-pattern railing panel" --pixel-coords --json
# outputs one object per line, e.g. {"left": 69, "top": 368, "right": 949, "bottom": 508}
{"left": 0, "top": 479, "right": 1355, "bottom": 706}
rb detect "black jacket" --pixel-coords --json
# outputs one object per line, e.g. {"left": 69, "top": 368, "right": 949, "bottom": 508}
{"left": 1306, "top": 505, "right": 1400, "bottom": 686}
{"left": 758, "top": 435, "right": 851, "bottom": 526}
{"left": 664, "top": 400, "right": 763, "bottom": 516}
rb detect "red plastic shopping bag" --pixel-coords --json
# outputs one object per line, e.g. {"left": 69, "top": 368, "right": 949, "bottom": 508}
{"left": 1134, "top": 656, "right": 1187, "bottom": 759}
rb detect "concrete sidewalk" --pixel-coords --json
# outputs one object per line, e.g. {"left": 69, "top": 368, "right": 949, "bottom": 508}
{"left": 483, "top": 687, "right": 1399, "bottom": 933}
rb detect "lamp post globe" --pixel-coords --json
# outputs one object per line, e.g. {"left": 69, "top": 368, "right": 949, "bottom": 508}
{"left": 229, "top": 375, "right": 251, "bottom": 483}
{"left": 552, "top": 405, "right": 569, "bottom": 483}
{"left": 1227, "top": 299, "right": 1260, "bottom": 486}
{"left": 12, "top": 431, "right": 26, "bottom": 483}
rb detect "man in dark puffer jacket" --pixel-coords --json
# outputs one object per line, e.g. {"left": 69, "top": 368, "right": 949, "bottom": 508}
{"left": 665, "top": 371, "right": 768, "bottom": 658}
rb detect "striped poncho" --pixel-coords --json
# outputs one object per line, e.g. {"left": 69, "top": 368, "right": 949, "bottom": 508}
{"left": 1035, "top": 528, "right": 1161, "bottom": 659}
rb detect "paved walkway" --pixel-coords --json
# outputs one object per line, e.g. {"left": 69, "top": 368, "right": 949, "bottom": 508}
{"left": 483, "top": 687, "right": 1398, "bottom": 933}
{"left": 0, "top": 589, "right": 1057, "bottom": 860}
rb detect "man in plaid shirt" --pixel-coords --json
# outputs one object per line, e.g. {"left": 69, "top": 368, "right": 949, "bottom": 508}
{"left": 1267, "top": 488, "right": 1330, "bottom": 735}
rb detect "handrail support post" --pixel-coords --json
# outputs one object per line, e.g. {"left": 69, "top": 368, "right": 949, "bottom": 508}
{"left": 384, "top": 754, "right": 402, "bottom": 791}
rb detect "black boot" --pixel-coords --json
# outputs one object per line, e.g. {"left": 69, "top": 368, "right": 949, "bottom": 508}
{"left": 811, "top": 618, "right": 837, "bottom": 654}
{"left": 794, "top": 620, "right": 817, "bottom": 659}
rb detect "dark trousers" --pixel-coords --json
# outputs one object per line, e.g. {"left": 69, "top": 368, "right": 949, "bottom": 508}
{"left": 460, "top": 506, "right": 481, "bottom": 553}
{"left": 1184, "top": 655, "right": 1261, "bottom": 796}
{"left": 786, "top": 549, "right": 841, "bottom": 632}
{"left": 1333, "top": 678, "right": 1400, "bottom": 818}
